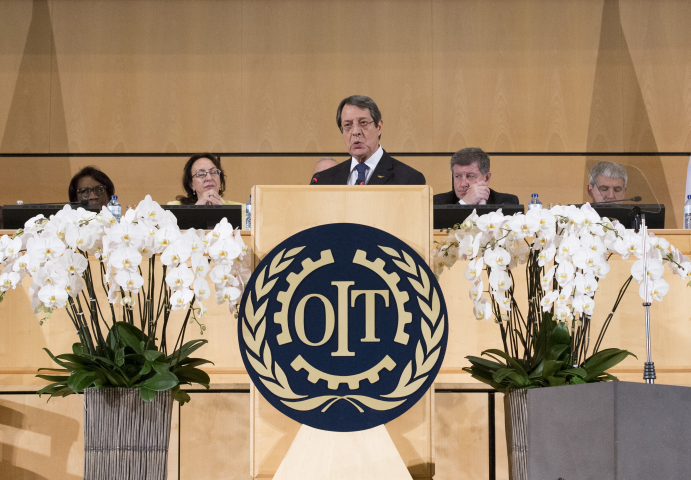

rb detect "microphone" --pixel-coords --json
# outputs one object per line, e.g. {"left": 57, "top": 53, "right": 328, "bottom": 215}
{"left": 310, "top": 177, "right": 318, "bottom": 185}
{"left": 590, "top": 196, "right": 642, "bottom": 206}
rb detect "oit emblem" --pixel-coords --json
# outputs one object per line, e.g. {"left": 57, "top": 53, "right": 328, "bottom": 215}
{"left": 238, "top": 223, "right": 448, "bottom": 432}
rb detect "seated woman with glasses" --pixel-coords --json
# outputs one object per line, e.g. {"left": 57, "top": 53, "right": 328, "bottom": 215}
{"left": 169, "top": 153, "right": 243, "bottom": 207}
{"left": 68, "top": 166, "right": 115, "bottom": 207}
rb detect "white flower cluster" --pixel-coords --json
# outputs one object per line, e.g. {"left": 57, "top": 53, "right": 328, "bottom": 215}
{"left": 433, "top": 204, "right": 690, "bottom": 323}
{"left": 0, "top": 195, "right": 250, "bottom": 320}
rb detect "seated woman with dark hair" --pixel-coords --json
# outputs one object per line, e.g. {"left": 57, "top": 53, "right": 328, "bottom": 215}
{"left": 169, "top": 153, "right": 246, "bottom": 228}
{"left": 169, "top": 153, "right": 244, "bottom": 207}
{"left": 69, "top": 166, "right": 115, "bottom": 207}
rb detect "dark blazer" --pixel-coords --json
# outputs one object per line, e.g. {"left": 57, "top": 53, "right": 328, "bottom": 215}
{"left": 311, "top": 151, "right": 425, "bottom": 185}
{"left": 433, "top": 189, "right": 520, "bottom": 205}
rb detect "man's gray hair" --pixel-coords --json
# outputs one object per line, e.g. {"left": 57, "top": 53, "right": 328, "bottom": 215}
{"left": 450, "top": 148, "right": 490, "bottom": 175}
{"left": 336, "top": 95, "right": 382, "bottom": 132}
{"left": 589, "top": 161, "right": 628, "bottom": 187}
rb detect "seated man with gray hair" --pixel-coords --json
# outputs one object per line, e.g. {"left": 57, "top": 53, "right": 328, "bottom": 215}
{"left": 587, "top": 161, "right": 627, "bottom": 203}
{"left": 433, "top": 148, "right": 518, "bottom": 205}
{"left": 312, "top": 157, "right": 339, "bottom": 176}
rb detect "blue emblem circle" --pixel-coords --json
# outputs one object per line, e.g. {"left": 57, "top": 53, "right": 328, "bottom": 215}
{"left": 238, "top": 223, "right": 448, "bottom": 432}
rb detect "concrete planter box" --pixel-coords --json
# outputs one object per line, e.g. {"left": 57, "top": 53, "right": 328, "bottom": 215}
{"left": 504, "top": 382, "right": 691, "bottom": 480}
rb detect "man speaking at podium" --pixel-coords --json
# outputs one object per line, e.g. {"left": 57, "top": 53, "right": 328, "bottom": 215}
{"left": 434, "top": 148, "right": 519, "bottom": 205}
{"left": 310, "top": 95, "right": 425, "bottom": 185}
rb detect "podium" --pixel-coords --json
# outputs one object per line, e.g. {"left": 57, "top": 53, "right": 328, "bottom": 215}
{"left": 249, "top": 185, "right": 435, "bottom": 480}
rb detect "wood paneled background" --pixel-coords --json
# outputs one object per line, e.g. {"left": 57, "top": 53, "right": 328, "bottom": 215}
{"left": 1, "top": 0, "right": 691, "bottom": 225}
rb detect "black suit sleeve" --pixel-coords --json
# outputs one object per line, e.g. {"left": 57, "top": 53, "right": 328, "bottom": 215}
{"left": 404, "top": 170, "right": 425, "bottom": 185}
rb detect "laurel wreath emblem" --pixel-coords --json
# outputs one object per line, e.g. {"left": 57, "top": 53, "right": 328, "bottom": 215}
{"left": 241, "top": 245, "right": 445, "bottom": 413}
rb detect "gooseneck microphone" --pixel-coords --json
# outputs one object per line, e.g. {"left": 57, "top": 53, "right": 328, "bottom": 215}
{"left": 590, "top": 196, "right": 642, "bottom": 206}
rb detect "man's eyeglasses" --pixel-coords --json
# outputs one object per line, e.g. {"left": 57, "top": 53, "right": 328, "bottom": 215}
{"left": 341, "top": 120, "right": 375, "bottom": 133}
{"left": 77, "top": 185, "right": 107, "bottom": 198}
{"left": 192, "top": 169, "right": 223, "bottom": 179}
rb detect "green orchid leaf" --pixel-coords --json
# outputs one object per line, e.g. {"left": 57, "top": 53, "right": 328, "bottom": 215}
{"left": 541, "top": 360, "right": 564, "bottom": 379}
{"left": 545, "top": 344, "right": 569, "bottom": 362}
{"left": 482, "top": 349, "right": 529, "bottom": 377}
{"left": 167, "top": 339, "right": 208, "bottom": 366}
{"left": 55, "top": 354, "right": 92, "bottom": 366}
{"left": 584, "top": 349, "right": 636, "bottom": 382}
{"left": 144, "top": 350, "right": 164, "bottom": 363}
{"left": 115, "top": 347, "right": 125, "bottom": 367}
{"left": 152, "top": 361, "right": 169, "bottom": 375}
{"left": 466, "top": 355, "right": 505, "bottom": 371}
{"left": 139, "top": 387, "right": 157, "bottom": 402}
{"left": 115, "top": 322, "right": 147, "bottom": 354}
{"left": 551, "top": 321, "right": 571, "bottom": 346}
{"left": 36, "top": 374, "right": 70, "bottom": 383}
{"left": 492, "top": 367, "right": 516, "bottom": 384}
{"left": 560, "top": 367, "right": 587, "bottom": 378}
{"left": 72, "top": 343, "right": 85, "bottom": 355}
{"left": 68, "top": 371, "right": 101, "bottom": 392}
{"left": 37, "top": 382, "right": 68, "bottom": 398}
{"left": 172, "top": 389, "right": 191, "bottom": 406}
{"left": 139, "top": 362, "right": 152, "bottom": 376}
{"left": 546, "top": 376, "right": 567, "bottom": 387}
{"left": 462, "top": 368, "right": 505, "bottom": 391}
{"left": 177, "top": 358, "right": 214, "bottom": 369}
{"left": 506, "top": 371, "right": 530, "bottom": 387}
{"left": 173, "top": 366, "right": 210, "bottom": 387}
{"left": 137, "top": 371, "right": 179, "bottom": 391}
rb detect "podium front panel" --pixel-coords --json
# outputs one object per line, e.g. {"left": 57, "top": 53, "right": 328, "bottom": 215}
{"left": 250, "top": 185, "right": 434, "bottom": 479}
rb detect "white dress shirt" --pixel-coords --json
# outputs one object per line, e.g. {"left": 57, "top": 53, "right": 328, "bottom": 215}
{"left": 457, "top": 198, "right": 467, "bottom": 205}
{"left": 347, "top": 146, "right": 384, "bottom": 185}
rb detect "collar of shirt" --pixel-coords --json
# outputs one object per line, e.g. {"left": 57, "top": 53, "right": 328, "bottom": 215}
{"left": 347, "top": 146, "right": 384, "bottom": 185}
{"left": 457, "top": 198, "right": 467, "bottom": 205}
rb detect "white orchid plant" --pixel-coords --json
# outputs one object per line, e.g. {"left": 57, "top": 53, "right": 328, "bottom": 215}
{"left": 433, "top": 204, "right": 691, "bottom": 392}
{"left": 0, "top": 195, "right": 250, "bottom": 404}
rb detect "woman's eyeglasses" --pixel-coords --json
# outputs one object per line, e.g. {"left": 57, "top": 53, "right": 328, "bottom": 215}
{"left": 77, "top": 185, "right": 107, "bottom": 198}
{"left": 192, "top": 169, "right": 223, "bottom": 179}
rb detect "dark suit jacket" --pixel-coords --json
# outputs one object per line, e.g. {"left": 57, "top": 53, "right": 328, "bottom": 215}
{"left": 311, "top": 151, "right": 425, "bottom": 185}
{"left": 433, "top": 189, "right": 519, "bottom": 205}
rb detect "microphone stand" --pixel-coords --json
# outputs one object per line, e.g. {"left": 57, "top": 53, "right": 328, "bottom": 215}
{"left": 640, "top": 215, "right": 656, "bottom": 384}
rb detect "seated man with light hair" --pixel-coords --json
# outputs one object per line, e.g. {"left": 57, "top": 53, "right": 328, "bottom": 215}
{"left": 433, "top": 148, "right": 518, "bottom": 205}
{"left": 587, "top": 161, "right": 628, "bottom": 203}
{"left": 312, "top": 157, "right": 338, "bottom": 175}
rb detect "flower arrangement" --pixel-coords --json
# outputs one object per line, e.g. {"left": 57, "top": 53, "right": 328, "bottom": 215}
{"left": 432, "top": 204, "right": 690, "bottom": 392}
{"left": 0, "top": 195, "right": 250, "bottom": 404}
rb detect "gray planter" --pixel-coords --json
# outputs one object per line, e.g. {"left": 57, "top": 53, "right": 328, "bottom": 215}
{"left": 504, "top": 382, "right": 691, "bottom": 480}
{"left": 84, "top": 388, "right": 173, "bottom": 480}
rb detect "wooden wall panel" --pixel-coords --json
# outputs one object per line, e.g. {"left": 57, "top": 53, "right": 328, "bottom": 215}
{"left": 2, "top": 0, "right": 691, "bottom": 157}
{"left": 434, "top": 391, "right": 509, "bottom": 480}
{"left": 49, "top": 0, "right": 243, "bottom": 153}
{"left": 181, "top": 391, "right": 250, "bottom": 480}
{"left": 620, "top": 1, "right": 691, "bottom": 152}
{"left": 241, "top": 0, "right": 434, "bottom": 153}
{"left": 0, "top": 0, "right": 53, "bottom": 153}
{"left": 431, "top": 0, "right": 618, "bottom": 152}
